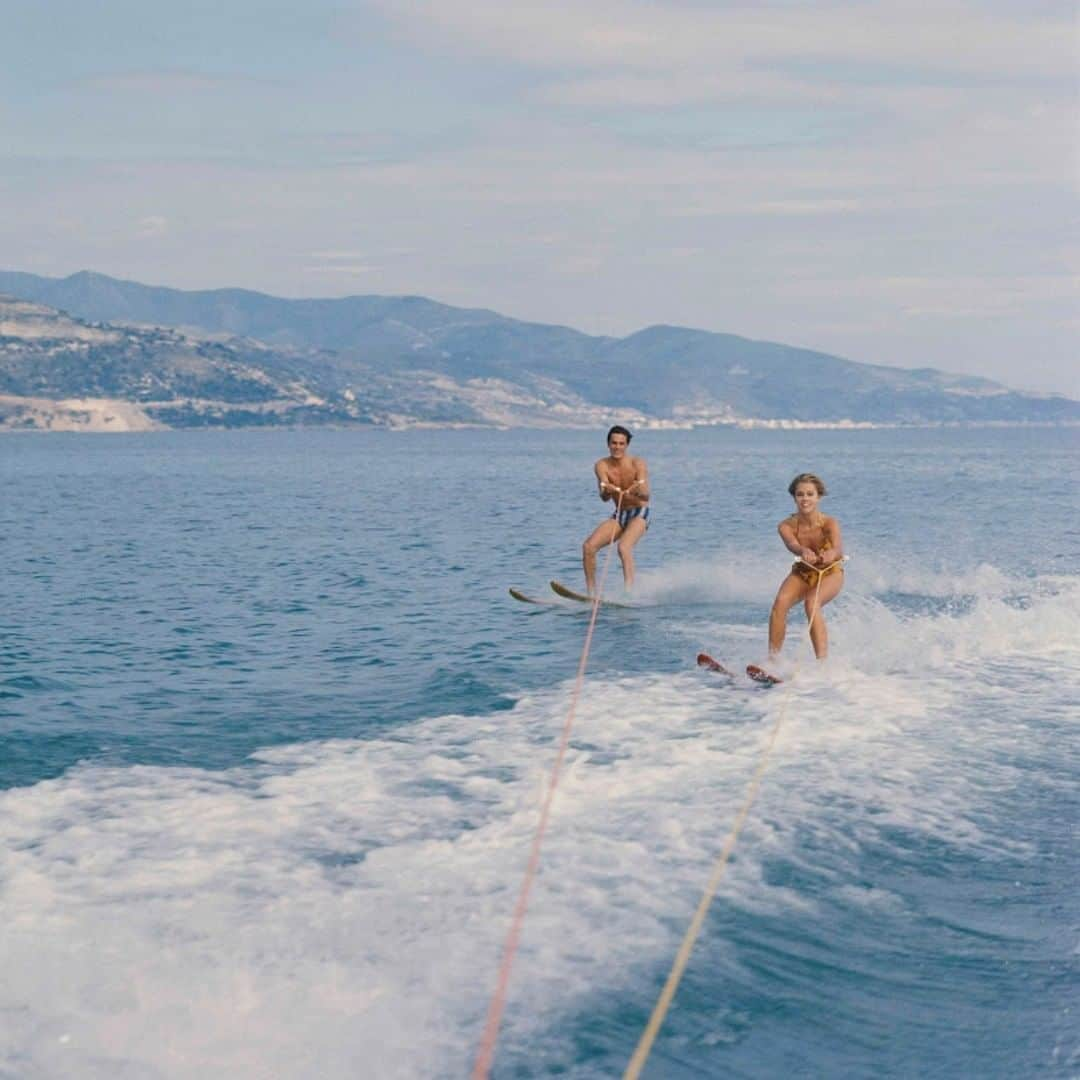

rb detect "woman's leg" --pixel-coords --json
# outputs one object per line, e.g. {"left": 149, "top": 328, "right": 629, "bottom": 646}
{"left": 769, "top": 574, "right": 808, "bottom": 658}
{"left": 803, "top": 572, "right": 845, "bottom": 658}
{"left": 582, "top": 518, "right": 622, "bottom": 594}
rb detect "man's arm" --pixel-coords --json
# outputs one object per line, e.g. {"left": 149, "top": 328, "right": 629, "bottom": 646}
{"left": 595, "top": 461, "right": 614, "bottom": 501}
{"left": 631, "top": 458, "right": 650, "bottom": 502}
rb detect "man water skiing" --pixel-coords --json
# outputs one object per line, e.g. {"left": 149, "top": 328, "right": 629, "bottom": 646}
{"left": 582, "top": 425, "right": 651, "bottom": 594}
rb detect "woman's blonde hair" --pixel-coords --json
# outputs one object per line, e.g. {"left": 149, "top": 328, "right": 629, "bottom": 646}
{"left": 788, "top": 472, "right": 827, "bottom": 496}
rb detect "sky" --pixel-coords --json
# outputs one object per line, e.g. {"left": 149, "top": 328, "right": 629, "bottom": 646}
{"left": 2, "top": 0, "right": 1077, "bottom": 395}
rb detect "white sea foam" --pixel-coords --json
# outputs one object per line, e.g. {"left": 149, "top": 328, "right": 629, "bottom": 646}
{"left": 1, "top": 574, "right": 1077, "bottom": 1078}
{"left": 637, "top": 550, "right": 1045, "bottom": 608}
{"left": 635, "top": 551, "right": 781, "bottom": 605}
{"left": 852, "top": 552, "right": 1017, "bottom": 599}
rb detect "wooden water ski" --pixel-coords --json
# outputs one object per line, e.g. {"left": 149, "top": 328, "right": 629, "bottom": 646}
{"left": 746, "top": 664, "right": 783, "bottom": 686}
{"left": 698, "top": 653, "right": 782, "bottom": 686}
{"left": 696, "top": 652, "right": 736, "bottom": 677}
{"left": 509, "top": 587, "right": 556, "bottom": 606}
{"left": 549, "top": 580, "right": 632, "bottom": 608}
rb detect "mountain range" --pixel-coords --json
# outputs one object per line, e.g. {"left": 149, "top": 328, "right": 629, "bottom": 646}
{"left": 0, "top": 269, "right": 1075, "bottom": 431}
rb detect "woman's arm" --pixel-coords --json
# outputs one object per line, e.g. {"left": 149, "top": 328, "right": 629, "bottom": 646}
{"left": 819, "top": 518, "right": 844, "bottom": 564}
{"left": 778, "top": 520, "right": 818, "bottom": 564}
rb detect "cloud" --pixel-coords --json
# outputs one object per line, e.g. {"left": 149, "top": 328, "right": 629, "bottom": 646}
{"left": 745, "top": 199, "right": 862, "bottom": 216}
{"left": 307, "top": 250, "right": 374, "bottom": 261}
{"left": 370, "top": 1, "right": 1074, "bottom": 95}
{"left": 73, "top": 70, "right": 276, "bottom": 95}
{"left": 554, "top": 253, "right": 605, "bottom": 275}
{"left": 5, "top": 0, "right": 1075, "bottom": 395}
{"left": 301, "top": 264, "right": 377, "bottom": 276}
{"left": 777, "top": 271, "right": 1078, "bottom": 321}
{"left": 136, "top": 215, "right": 168, "bottom": 238}
{"left": 536, "top": 72, "right": 809, "bottom": 107}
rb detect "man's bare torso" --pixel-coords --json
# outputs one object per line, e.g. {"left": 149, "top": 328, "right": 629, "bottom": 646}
{"left": 597, "top": 454, "right": 649, "bottom": 509}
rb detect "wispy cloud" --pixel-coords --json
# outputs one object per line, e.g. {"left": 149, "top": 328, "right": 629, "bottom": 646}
{"left": 307, "top": 250, "right": 374, "bottom": 261}
{"left": 73, "top": 70, "right": 278, "bottom": 95}
{"left": 302, "top": 264, "right": 377, "bottom": 276}
{"left": 371, "top": 1, "right": 1073, "bottom": 91}
{"left": 745, "top": 199, "right": 862, "bottom": 216}
{"left": 135, "top": 215, "right": 169, "bottom": 238}
{"left": 3, "top": 0, "right": 1075, "bottom": 394}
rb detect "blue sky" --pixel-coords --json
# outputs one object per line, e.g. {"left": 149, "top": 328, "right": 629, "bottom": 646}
{"left": 3, "top": 0, "right": 1076, "bottom": 394}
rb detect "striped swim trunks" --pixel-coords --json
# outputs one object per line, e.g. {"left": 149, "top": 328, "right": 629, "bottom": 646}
{"left": 613, "top": 505, "right": 651, "bottom": 529}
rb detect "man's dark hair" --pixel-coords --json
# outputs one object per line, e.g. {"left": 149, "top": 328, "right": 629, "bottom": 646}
{"left": 607, "top": 424, "right": 633, "bottom": 444}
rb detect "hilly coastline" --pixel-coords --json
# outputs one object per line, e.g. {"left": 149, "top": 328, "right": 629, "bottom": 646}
{"left": 1, "top": 270, "right": 1075, "bottom": 432}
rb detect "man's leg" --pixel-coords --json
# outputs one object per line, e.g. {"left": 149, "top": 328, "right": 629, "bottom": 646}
{"left": 615, "top": 516, "right": 649, "bottom": 588}
{"left": 582, "top": 518, "right": 622, "bottom": 594}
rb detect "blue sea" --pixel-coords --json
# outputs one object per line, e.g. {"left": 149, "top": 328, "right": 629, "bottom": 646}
{"left": 1, "top": 426, "right": 1077, "bottom": 1079}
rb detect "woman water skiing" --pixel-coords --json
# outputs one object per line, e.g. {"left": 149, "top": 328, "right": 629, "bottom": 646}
{"left": 766, "top": 472, "right": 845, "bottom": 662}
{"left": 699, "top": 471, "right": 845, "bottom": 683}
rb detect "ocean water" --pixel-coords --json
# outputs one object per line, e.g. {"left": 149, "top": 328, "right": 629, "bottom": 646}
{"left": 1, "top": 426, "right": 1077, "bottom": 1079}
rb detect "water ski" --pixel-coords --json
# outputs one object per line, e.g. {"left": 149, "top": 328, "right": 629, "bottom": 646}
{"left": 509, "top": 587, "right": 556, "bottom": 606}
{"left": 697, "top": 652, "right": 736, "bottom": 677}
{"left": 549, "top": 580, "right": 632, "bottom": 608}
{"left": 698, "top": 654, "right": 782, "bottom": 686}
{"left": 746, "top": 664, "right": 783, "bottom": 686}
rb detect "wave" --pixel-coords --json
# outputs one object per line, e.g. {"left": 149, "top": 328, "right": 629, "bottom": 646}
{"left": 1, "top": 571, "right": 1076, "bottom": 1078}
{"left": 636, "top": 552, "right": 1071, "bottom": 608}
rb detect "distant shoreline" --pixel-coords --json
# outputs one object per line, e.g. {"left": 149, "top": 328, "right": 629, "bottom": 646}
{"left": 3, "top": 274, "right": 1076, "bottom": 428}
{"left": 3, "top": 410, "right": 1077, "bottom": 435}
